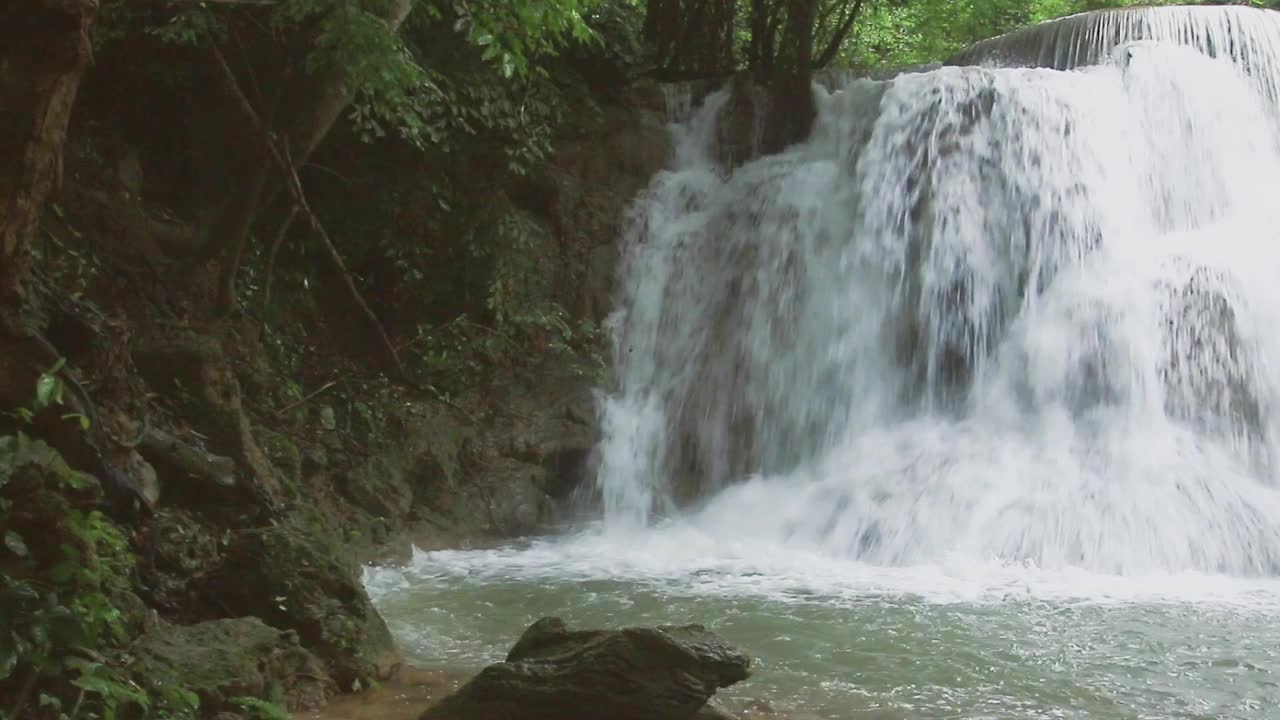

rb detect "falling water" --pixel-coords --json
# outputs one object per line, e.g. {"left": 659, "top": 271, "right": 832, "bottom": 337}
{"left": 595, "top": 7, "right": 1280, "bottom": 576}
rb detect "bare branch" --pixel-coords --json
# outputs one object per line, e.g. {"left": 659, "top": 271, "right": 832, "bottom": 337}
{"left": 259, "top": 205, "right": 297, "bottom": 325}
{"left": 211, "top": 47, "right": 412, "bottom": 384}
{"left": 815, "top": 0, "right": 865, "bottom": 68}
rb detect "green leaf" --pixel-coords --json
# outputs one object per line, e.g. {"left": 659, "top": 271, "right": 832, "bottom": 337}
{"left": 35, "top": 373, "right": 59, "bottom": 409}
{"left": 1, "top": 582, "right": 38, "bottom": 607}
{"left": 47, "top": 611, "right": 85, "bottom": 649}
{"left": 63, "top": 470, "right": 96, "bottom": 491}
{"left": 4, "top": 531, "right": 28, "bottom": 558}
{"left": 0, "top": 632, "right": 18, "bottom": 680}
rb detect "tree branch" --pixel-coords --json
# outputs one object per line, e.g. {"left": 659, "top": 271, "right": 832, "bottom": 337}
{"left": 211, "top": 47, "right": 411, "bottom": 384}
{"left": 167, "top": 0, "right": 278, "bottom": 6}
{"left": 815, "top": 0, "right": 865, "bottom": 68}
{"left": 259, "top": 205, "right": 297, "bottom": 326}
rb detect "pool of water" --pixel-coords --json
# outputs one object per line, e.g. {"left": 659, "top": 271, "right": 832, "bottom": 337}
{"left": 365, "top": 528, "right": 1280, "bottom": 720}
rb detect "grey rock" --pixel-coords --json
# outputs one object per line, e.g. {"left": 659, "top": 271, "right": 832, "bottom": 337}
{"left": 420, "top": 617, "right": 751, "bottom": 720}
{"left": 130, "top": 617, "right": 331, "bottom": 712}
{"left": 200, "top": 523, "right": 401, "bottom": 688}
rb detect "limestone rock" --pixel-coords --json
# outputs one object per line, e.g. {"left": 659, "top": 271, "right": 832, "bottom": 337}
{"left": 343, "top": 453, "right": 414, "bottom": 519}
{"left": 419, "top": 617, "right": 751, "bottom": 720}
{"left": 199, "top": 522, "right": 400, "bottom": 688}
{"left": 130, "top": 617, "right": 331, "bottom": 712}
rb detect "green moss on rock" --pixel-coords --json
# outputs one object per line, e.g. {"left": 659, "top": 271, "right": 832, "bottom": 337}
{"left": 130, "top": 617, "right": 331, "bottom": 712}
{"left": 200, "top": 522, "right": 400, "bottom": 689}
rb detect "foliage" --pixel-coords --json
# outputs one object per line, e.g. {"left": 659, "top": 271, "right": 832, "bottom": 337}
{"left": 410, "top": 310, "right": 603, "bottom": 394}
{"left": 425, "top": 0, "right": 602, "bottom": 79}
{"left": 4, "top": 360, "right": 92, "bottom": 432}
{"left": 98, "top": 0, "right": 608, "bottom": 149}
{"left": 0, "top": 432, "right": 153, "bottom": 720}
{"left": 230, "top": 696, "right": 291, "bottom": 720}
{"left": 403, "top": 207, "right": 605, "bottom": 394}
{"left": 0, "top": 372, "right": 197, "bottom": 720}
{"left": 843, "top": 0, "right": 1280, "bottom": 69}
{"left": 416, "top": 69, "right": 563, "bottom": 175}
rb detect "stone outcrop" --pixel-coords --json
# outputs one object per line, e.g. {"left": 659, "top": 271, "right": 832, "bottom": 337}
{"left": 130, "top": 618, "right": 331, "bottom": 712}
{"left": 517, "top": 79, "right": 673, "bottom": 326}
{"left": 197, "top": 521, "right": 401, "bottom": 690}
{"left": 419, "top": 617, "right": 752, "bottom": 720}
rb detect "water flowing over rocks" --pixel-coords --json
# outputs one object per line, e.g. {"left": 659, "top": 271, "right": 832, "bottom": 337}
{"left": 593, "top": 6, "right": 1280, "bottom": 575}
{"left": 418, "top": 617, "right": 752, "bottom": 720}
{"left": 950, "top": 5, "right": 1280, "bottom": 87}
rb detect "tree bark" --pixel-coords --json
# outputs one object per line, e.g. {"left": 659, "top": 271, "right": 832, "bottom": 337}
{"left": 281, "top": 0, "right": 415, "bottom": 167}
{"left": 0, "top": 0, "right": 99, "bottom": 316}
{"left": 749, "top": 0, "right": 767, "bottom": 70}
{"left": 762, "top": 0, "right": 818, "bottom": 153}
{"left": 646, "top": 0, "right": 736, "bottom": 78}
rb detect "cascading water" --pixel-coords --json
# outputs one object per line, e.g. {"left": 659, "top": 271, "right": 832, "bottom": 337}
{"left": 596, "top": 7, "right": 1280, "bottom": 575}
{"left": 369, "top": 8, "right": 1280, "bottom": 719}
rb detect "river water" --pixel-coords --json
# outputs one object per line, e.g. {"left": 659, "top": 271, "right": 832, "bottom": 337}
{"left": 368, "top": 534, "right": 1280, "bottom": 718}
{"left": 368, "top": 7, "right": 1280, "bottom": 719}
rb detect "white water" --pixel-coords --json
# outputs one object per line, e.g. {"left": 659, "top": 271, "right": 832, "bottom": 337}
{"left": 953, "top": 5, "right": 1280, "bottom": 98}
{"left": 596, "top": 18, "right": 1280, "bottom": 576}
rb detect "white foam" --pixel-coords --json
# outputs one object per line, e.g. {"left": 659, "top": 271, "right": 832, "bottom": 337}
{"left": 365, "top": 533, "right": 1280, "bottom": 612}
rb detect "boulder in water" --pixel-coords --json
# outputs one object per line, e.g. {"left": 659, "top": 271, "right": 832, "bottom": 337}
{"left": 419, "top": 617, "right": 752, "bottom": 720}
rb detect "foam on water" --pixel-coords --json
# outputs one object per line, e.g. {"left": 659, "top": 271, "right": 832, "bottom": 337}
{"left": 365, "top": 532, "right": 1280, "bottom": 611}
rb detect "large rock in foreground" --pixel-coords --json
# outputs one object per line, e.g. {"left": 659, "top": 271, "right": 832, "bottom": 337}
{"left": 420, "top": 617, "right": 752, "bottom": 720}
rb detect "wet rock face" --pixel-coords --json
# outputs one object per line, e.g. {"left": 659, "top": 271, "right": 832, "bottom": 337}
{"left": 419, "top": 617, "right": 751, "bottom": 720}
{"left": 535, "top": 80, "right": 673, "bottom": 327}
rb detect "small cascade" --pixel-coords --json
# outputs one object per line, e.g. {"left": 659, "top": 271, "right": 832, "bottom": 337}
{"left": 949, "top": 5, "right": 1280, "bottom": 98}
{"left": 594, "top": 6, "right": 1280, "bottom": 575}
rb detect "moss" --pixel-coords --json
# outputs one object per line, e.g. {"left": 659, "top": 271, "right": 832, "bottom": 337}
{"left": 200, "top": 520, "right": 400, "bottom": 690}
{"left": 130, "top": 618, "right": 331, "bottom": 713}
{"left": 254, "top": 427, "right": 302, "bottom": 488}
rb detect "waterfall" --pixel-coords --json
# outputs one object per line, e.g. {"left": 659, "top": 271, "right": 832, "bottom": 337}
{"left": 595, "top": 6, "right": 1280, "bottom": 575}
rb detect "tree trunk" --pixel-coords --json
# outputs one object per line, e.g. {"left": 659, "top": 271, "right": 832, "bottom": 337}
{"left": 815, "top": 0, "right": 866, "bottom": 69}
{"left": 281, "top": 0, "right": 415, "bottom": 167}
{"left": 762, "top": 0, "right": 817, "bottom": 154}
{"left": 0, "top": 0, "right": 99, "bottom": 317}
{"left": 749, "top": 0, "right": 771, "bottom": 73}
{"left": 646, "top": 0, "right": 736, "bottom": 78}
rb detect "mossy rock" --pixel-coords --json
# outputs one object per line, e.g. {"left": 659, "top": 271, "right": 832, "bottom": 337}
{"left": 342, "top": 454, "right": 413, "bottom": 519}
{"left": 200, "top": 522, "right": 400, "bottom": 689}
{"left": 133, "top": 332, "right": 290, "bottom": 507}
{"left": 254, "top": 427, "right": 302, "bottom": 488}
{"left": 131, "top": 617, "right": 331, "bottom": 713}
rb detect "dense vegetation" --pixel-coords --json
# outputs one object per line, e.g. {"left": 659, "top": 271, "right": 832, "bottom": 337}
{"left": 1, "top": 0, "right": 1274, "bottom": 718}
